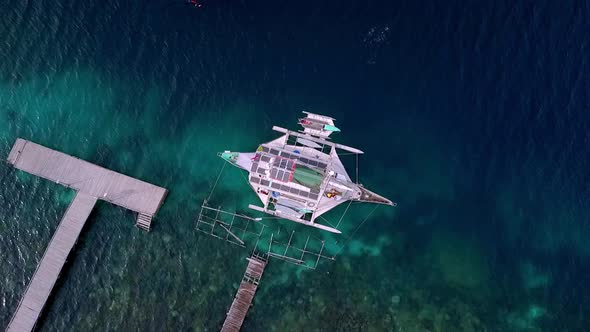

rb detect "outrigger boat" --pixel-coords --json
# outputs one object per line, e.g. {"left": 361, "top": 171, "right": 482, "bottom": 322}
{"left": 219, "top": 112, "right": 394, "bottom": 234}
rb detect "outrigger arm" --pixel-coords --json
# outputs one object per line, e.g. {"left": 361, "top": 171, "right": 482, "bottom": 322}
{"left": 272, "top": 126, "right": 364, "bottom": 154}
{"left": 247, "top": 204, "right": 342, "bottom": 234}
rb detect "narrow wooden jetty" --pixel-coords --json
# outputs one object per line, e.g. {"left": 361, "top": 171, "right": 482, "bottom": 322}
{"left": 221, "top": 253, "right": 268, "bottom": 332}
{"left": 5, "top": 138, "right": 168, "bottom": 332}
{"left": 6, "top": 192, "right": 96, "bottom": 332}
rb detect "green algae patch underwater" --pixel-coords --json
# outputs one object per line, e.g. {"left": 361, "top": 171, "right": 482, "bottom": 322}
{"left": 428, "top": 230, "right": 491, "bottom": 291}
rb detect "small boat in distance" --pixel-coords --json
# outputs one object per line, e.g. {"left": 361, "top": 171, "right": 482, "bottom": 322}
{"left": 220, "top": 112, "right": 394, "bottom": 234}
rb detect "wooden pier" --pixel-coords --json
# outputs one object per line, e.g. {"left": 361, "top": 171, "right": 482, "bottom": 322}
{"left": 221, "top": 254, "right": 268, "bottom": 332}
{"left": 6, "top": 192, "right": 96, "bottom": 332}
{"left": 5, "top": 138, "right": 168, "bottom": 332}
{"left": 7, "top": 138, "right": 167, "bottom": 223}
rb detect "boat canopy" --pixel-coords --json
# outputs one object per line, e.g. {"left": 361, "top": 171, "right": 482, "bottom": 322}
{"left": 292, "top": 165, "right": 323, "bottom": 189}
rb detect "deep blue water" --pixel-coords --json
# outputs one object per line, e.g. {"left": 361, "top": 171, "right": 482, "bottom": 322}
{"left": 1, "top": 1, "right": 589, "bottom": 331}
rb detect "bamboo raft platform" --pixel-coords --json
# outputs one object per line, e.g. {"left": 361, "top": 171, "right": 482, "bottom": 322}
{"left": 5, "top": 138, "right": 168, "bottom": 332}
{"left": 221, "top": 253, "right": 268, "bottom": 332}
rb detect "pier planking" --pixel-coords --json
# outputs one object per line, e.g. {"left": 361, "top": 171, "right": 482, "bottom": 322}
{"left": 7, "top": 192, "right": 97, "bottom": 332}
{"left": 5, "top": 138, "right": 168, "bottom": 332}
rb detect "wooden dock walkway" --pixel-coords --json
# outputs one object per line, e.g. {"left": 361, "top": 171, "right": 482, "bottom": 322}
{"left": 6, "top": 192, "right": 97, "bottom": 332}
{"left": 7, "top": 138, "right": 167, "bottom": 217}
{"left": 221, "top": 254, "right": 267, "bottom": 332}
{"left": 5, "top": 138, "right": 168, "bottom": 332}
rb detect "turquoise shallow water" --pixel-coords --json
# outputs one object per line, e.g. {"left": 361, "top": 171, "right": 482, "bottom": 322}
{"left": 1, "top": 1, "right": 590, "bottom": 331}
